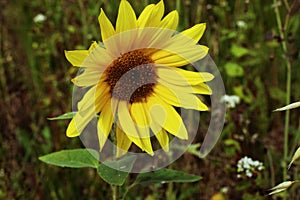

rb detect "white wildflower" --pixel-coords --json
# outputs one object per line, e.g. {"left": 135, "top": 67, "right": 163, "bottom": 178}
{"left": 236, "top": 20, "right": 247, "bottom": 29}
{"left": 237, "top": 156, "right": 264, "bottom": 178}
{"left": 221, "top": 94, "right": 240, "bottom": 108}
{"left": 33, "top": 14, "right": 46, "bottom": 23}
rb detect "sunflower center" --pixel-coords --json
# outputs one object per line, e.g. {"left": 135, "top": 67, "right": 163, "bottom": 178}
{"left": 104, "top": 50, "right": 157, "bottom": 103}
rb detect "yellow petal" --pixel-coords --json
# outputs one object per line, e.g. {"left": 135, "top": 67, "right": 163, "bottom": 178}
{"left": 142, "top": 28, "right": 174, "bottom": 50}
{"left": 88, "top": 41, "right": 98, "bottom": 52}
{"left": 117, "top": 102, "right": 144, "bottom": 146}
{"left": 130, "top": 102, "right": 154, "bottom": 155}
{"left": 65, "top": 50, "right": 88, "bottom": 66}
{"left": 180, "top": 23, "right": 206, "bottom": 43}
{"left": 152, "top": 45, "right": 208, "bottom": 67}
{"left": 174, "top": 82, "right": 212, "bottom": 95}
{"left": 72, "top": 70, "right": 104, "bottom": 87}
{"left": 147, "top": 95, "right": 188, "bottom": 140}
{"left": 67, "top": 95, "right": 98, "bottom": 137}
{"left": 98, "top": 9, "right": 116, "bottom": 41}
{"left": 157, "top": 67, "right": 214, "bottom": 86}
{"left": 132, "top": 135, "right": 154, "bottom": 156}
{"left": 130, "top": 102, "right": 150, "bottom": 127}
{"left": 158, "top": 77, "right": 212, "bottom": 95}
{"left": 150, "top": 121, "right": 169, "bottom": 152}
{"left": 124, "top": 134, "right": 153, "bottom": 155}
{"left": 154, "top": 84, "right": 208, "bottom": 111}
{"left": 137, "top": 4, "right": 155, "bottom": 26}
{"left": 127, "top": 126, "right": 154, "bottom": 156}
{"left": 159, "top": 10, "right": 178, "bottom": 30}
{"left": 66, "top": 114, "right": 86, "bottom": 137}
{"left": 84, "top": 45, "right": 114, "bottom": 68}
{"left": 118, "top": 101, "right": 153, "bottom": 155}
{"left": 66, "top": 44, "right": 112, "bottom": 69}
{"left": 106, "top": 0, "right": 138, "bottom": 55}
{"left": 127, "top": 135, "right": 154, "bottom": 156}
{"left": 191, "top": 83, "right": 212, "bottom": 95}
{"left": 77, "top": 84, "right": 109, "bottom": 112}
{"left": 97, "top": 100, "right": 115, "bottom": 151}
{"left": 118, "top": 101, "right": 139, "bottom": 138}
{"left": 67, "top": 86, "right": 103, "bottom": 137}
{"left": 137, "top": 0, "right": 164, "bottom": 27}
{"left": 174, "top": 68, "right": 214, "bottom": 83}
{"left": 155, "top": 129, "right": 169, "bottom": 152}
{"left": 116, "top": 0, "right": 137, "bottom": 33}
{"left": 116, "top": 125, "right": 132, "bottom": 157}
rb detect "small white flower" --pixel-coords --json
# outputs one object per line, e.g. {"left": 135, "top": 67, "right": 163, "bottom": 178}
{"left": 33, "top": 14, "right": 46, "bottom": 23}
{"left": 237, "top": 156, "right": 264, "bottom": 178}
{"left": 221, "top": 94, "right": 240, "bottom": 108}
{"left": 258, "top": 166, "right": 264, "bottom": 171}
{"left": 246, "top": 170, "right": 252, "bottom": 177}
{"left": 236, "top": 20, "right": 247, "bottom": 29}
{"left": 221, "top": 187, "right": 229, "bottom": 193}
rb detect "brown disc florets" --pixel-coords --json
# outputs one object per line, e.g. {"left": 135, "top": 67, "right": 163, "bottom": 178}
{"left": 104, "top": 50, "right": 157, "bottom": 103}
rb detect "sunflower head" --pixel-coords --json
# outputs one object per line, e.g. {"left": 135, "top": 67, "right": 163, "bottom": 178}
{"left": 65, "top": 0, "right": 213, "bottom": 158}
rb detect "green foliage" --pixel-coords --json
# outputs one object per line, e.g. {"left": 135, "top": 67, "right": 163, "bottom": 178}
{"left": 1, "top": 0, "right": 300, "bottom": 199}
{"left": 39, "top": 149, "right": 200, "bottom": 193}
{"left": 124, "top": 169, "right": 202, "bottom": 199}
{"left": 132, "top": 169, "right": 202, "bottom": 186}
{"left": 97, "top": 155, "right": 136, "bottom": 186}
{"left": 224, "top": 62, "right": 244, "bottom": 77}
{"left": 39, "top": 149, "right": 99, "bottom": 168}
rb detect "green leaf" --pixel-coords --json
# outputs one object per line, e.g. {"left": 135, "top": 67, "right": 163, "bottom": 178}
{"left": 47, "top": 112, "right": 76, "bottom": 120}
{"left": 224, "top": 62, "right": 244, "bottom": 77}
{"left": 97, "top": 155, "right": 136, "bottom": 186}
{"left": 39, "top": 149, "right": 99, "bottom": 168}
{"left": 230, "top": 44, "right": 249, "bottom": 58}
{"left": 132, "top": 168, "right": 202, "bottom": 187}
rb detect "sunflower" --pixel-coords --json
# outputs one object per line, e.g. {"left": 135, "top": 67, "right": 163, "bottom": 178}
{"left": 65, "top": 0, "right": 214, "bottom": 157}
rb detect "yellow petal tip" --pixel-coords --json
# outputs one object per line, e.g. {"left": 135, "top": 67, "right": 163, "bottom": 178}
{"left": 66, "top": 120, "right": 80, "bottom": 137}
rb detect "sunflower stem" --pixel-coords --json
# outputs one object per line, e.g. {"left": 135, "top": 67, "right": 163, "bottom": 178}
{"left": 111, "top": 185, "right": 119, "bottom": 200}
{"left": 110, "top": 123, "right": 119, "bottom": 200}
{"left": 273, "top": 1, "right": 292, "bottom": 199}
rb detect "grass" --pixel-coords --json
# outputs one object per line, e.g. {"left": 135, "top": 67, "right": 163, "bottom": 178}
{"left": 1, "top": 0, "right": 300, "bottom": 199}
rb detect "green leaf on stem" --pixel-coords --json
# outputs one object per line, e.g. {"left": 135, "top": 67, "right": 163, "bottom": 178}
{"left": 39, "top": 149, "right": 99, "bottom": 168}
{"left": 132, "top": 168, "right": 202, "bottom": 186}
{"left": 97, "top": 155, "right": 136, "bottom": 186}
{"left": 47, "top": 112, "right": 76, "bottom": 120}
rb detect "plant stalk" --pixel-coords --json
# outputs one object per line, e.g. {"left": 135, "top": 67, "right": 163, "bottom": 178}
{"left": 273, "top": 1, "right": 292, "bottom": 199}
{"left": 111, "top": 185, "right": 119, "bottom": 200}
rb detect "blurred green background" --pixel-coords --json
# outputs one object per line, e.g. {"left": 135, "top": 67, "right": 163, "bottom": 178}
{"left": 1, "top": 0, "right": 300, "bottom": 199}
